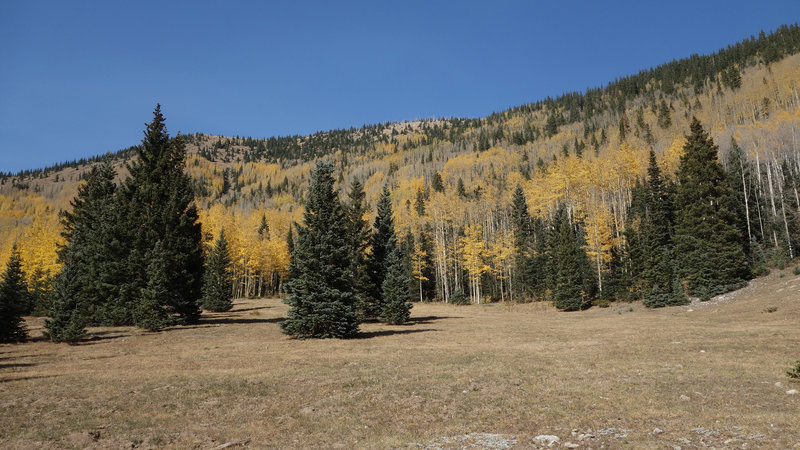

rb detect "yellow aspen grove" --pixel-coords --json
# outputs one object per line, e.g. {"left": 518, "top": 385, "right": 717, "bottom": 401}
{"left": 460, "top": 223, "right": 488, "bottom": 304}
{"left": 410, "top": 240, "right": 429, "bottom": 302}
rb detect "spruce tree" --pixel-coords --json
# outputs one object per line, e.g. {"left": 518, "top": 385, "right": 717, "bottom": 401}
{"left": 54, "top": 161, "right": 123, "bottom": 326}
{"left": 674, "top": 118, "right": 750, "bottom": 299}
{"left": 281, "top": 162, "right": 359, "bottom": 338}
{"left": 201, "top": 230, "right": 234, "bottom": 312}
{"left": 345, "top": 179, "right": 374, "bottom": 317}
{"left": 117, "top": 105, "right": 204, "bottom": 325}
{"left": 45, "top": 260, "right": 87, "bottom": 343}
{"left": 381, "top": 247, "right": 413, "bottom": 324}
{"left": 510, "top": 184, "right": 532, "bottom": 300}
{"left": 134, "top": 241, "right": 171, "bottom": 331}
{"left": 366, "top": 186, "right": 397, "bottom": 318}
{"left": 0, "top": 244, "right": 28, "bottom": 342}
{"left": 639, "top": 150, "right": 686, "bottom": 307}
{"left": 547, "top": 206, "right": 594, "bottom": 311}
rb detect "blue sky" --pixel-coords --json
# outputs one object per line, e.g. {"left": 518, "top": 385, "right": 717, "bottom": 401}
{"left": 1, "top": 1, "right": 798, "bottom": 172}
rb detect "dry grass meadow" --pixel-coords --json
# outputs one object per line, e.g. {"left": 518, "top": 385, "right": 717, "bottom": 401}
{"left": 1, "top": 270, "right": 799, "bottom": 449}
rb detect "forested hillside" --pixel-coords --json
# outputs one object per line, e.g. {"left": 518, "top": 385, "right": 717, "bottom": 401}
{"left": 2, "top": 24, "right": 800, "bottom": 306}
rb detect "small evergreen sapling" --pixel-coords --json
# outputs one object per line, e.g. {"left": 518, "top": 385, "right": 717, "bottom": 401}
{"left": 0, "top": 244, "right": 28, "bottom": 342}
{"left": 201, "top": 230, "right": 234, "bottom": 312}
{"left": 381, "top": 247, "right": 413, "bottom": 324}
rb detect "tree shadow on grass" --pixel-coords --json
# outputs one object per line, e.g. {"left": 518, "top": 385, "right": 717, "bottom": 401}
{"left": 231, "top": 306, "right": 272, "bottom": 313}
{"left": 355, "top": 328, "right": 436, "bottom": 339}
{"left": 198, "top": 316, "right": 284, "bottom": 326}
{"left": 406, "top": 315, "right": 461, "bottom": 325}
{"left": 0, "top": 362, "right": 37, "bottom": 369}
{"left": 0, "top": 375, "right": 57, "bottom": 384}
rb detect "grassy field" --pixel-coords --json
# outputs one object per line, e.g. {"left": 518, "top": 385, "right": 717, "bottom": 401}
{"left": 1, "top": 270, "right": 799, "bottom": 449}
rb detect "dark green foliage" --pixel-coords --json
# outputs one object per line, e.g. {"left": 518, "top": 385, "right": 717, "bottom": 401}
{"left": 366, "top": 186, "right": 397, "bottom": 318}
{"left": 28, "top": 268, "right": 54, "bottom": 317}
{"left": 281, "top": 162, "right": 360, "bottom": 338}
{"left": 0, "top": 244, "right": 28, "bottom": 342}
{"left": 657, "top": 99, "right": 672, "bottom": 129}
{"left": 117, "top": 105, "right": 204, "bottom": 325}
{"left": 345, "top": 179, "right": 374, "bottom": 317}
{"left": 510, "top": 184, "right": 532, "bottom": 300}
{"left": 201, "top": 230, "right": 234, "bottom": 312}
{"left": 725, "top": 138, "right": 754, "bottom": 263}
{"left": 638, "top": 150, "right": 687, "bottom": 307}
{"left": 381, "top": 247, "right": 413, "bottom": 324}
{"left": 135, "top": 241, "right": 171, "bottom": 331}
{"left": 418, "top": 224, "right": 437, "bottom": 301}
{"left": 414, "top": 188, "right": 426, "bottom": 216}
{"left": 45, "top": 260, "right": 86, "bottom": 343}
{"left": 547, "top": 206, "right": 595, "bottom": 311}
{"left": 674, "top": 118, "right": 750, "bottom": 299}
{"left": 431, "top": 172, "right": 444, "bottom": 192}
{"left": 449, "top": 288, "right": 470, "bottom": 305}
{"left": 788, "top": 360, "right": 800, "bottom": 379}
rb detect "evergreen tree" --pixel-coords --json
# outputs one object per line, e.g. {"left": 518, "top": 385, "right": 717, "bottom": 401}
{"left": 674, "top": 118, "right": 750, "bottom": 299}
{"left": 547, "top": 206, "right": 594, "bottom": 311}
{"left": 45, "top": 259, "right": 86, "bottom": 343}
{"left": 510, "top": 184, "right": 532, "bottom": 300}
{"left": 345, "top": 179, "right": 373, "bottom": 317}
{"left": 431, "top": 172, "right": 444, "bottom": 193}
{"left": 135, "top": 241, "right": 171, "bottom": 331}
{"left": 0, "top": 244, "right": 28, "bottom": 342}
{"left": 201, "top": 230, "right": 234, "bottom": 312}
{"left": 281, "top": 162, "right": 360, "bottom": 338}
{"left": 418, "top": 224, "right": 437, "bottom": 301}
{"left": 381, "top": 247, "right": 413, "bottom": 324}
{"left": 117, "top": 105, "right": 204, "bottom": 325}
{"left": 366, "top": 186, "right": 397, "bottom": 318}
{"left": 639, "top": 150, "right": 686, "bottom": 307}
{"left": 657, "top": 99, "right": 672, "bottom": 129}
{"left": 54, "top": 161, "right": 124, "bottom": 325}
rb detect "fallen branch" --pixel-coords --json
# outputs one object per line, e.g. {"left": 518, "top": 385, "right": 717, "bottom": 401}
{"left": 214, "top": 438, "right": 251, "bottom": 449}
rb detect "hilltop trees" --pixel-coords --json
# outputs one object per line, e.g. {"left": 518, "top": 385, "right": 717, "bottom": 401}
{"left": 281, "top": 162, "right": 360, "bottom": 338}
{"left": 674, "top": 118, "right": 750, "bottom": 299}
{"left": 0, "top": 244, "right": 28, "bottom": 342}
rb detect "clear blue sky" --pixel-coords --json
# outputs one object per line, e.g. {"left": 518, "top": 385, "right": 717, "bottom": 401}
{"left": 1, "top": 1, "right": 798, "bottom": 172}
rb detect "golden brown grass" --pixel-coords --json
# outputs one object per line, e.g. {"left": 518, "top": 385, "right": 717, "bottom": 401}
{"left": 1, "top": 270, "right": 799, "bottom": 449}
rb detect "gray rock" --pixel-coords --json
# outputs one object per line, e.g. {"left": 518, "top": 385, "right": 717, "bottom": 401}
{"left": 652, "top": 428, "right": 664, "bottom": 435}
{"left": 533, "top": 435, "right": 560, "bottom": 447}
{"left": 787, "top": 389, "right": 799, "bottom": 395}
{"left": 564, "top": 443, "right": 579, "bottom": 449}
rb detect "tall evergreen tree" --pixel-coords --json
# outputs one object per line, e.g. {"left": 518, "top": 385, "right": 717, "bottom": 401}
{"left": 53, "top": 161, "right": 124, "bottom": 326}
{"left": 639, "top": 150, "right": 686, "bottom": 307}
{"left": 381, "top": 247, "right": 413, "bottom": 324}
{"left": 345, "top": 179, "right": 374, "bottom": 317}
{"left": 201, "top": 230, "right": 234, "bottom": 312}
{"left": 281, "top": 162, "right": 360, "bottom": 338}
{"left": 547, "top": 206, "right": 595, "bottom": 311}
{"left": 0, "top": 243, "right": 28, "bottom": 342}
{"left": 366, "top": 186, "right": 397, "bottom": 318}
{"left": 117, "top": 105, "right": 204, "bottom": 325}
{"left": 510, "top": 184, "right": 533, "bottom": 300}
{"left": 134, "top": 241, "right": 171, "bottom": 331}
{"left": 674, "top": 118, "right": 750, "bottom": 299}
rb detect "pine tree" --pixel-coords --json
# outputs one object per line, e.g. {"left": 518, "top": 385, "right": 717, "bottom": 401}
{"left": 281, "top": 162, "right": 359, "bottom": 338}
{"left": 345, "top": 179, "right": 374, "bottom": 318}
{"left": 201, "top": 230, "right": 234, "bottom": 312}
{"left": 0, "top": 244, "right": 28, "bottom": 342}
{"left": 117, "top": 105, "right": 204, "bottom": 325}
{"left": 45, "top": 259, "right": 86, "bottom": 343}
{"left": 510, "top": 184, "right": 532, "bottom": 300}
{"left": 135, "top": 241, "right": 171, "bottom": 331}
{"left": 381, "top": 247, "right": 413, "bottom": 324}
{"left": 547, "top": 206, "right": 594, "bottom": 311}
{"left": 366, "top": 186, "right": 397, "bottom": 318}
{"left": 674, "top": 118, "right": 750, "bottom": 299}
{"left": 639, "top": 150, "right": 686, "bottom": 307}
{"left": 53, "top": 161, "right": 124, "bottom": 326}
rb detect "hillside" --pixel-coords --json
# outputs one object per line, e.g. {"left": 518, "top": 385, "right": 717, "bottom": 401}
{"left": 1, "top": 265, "right": 799, "bottom": 448}
{"left": 1, "top": 25, "right": 800, "bottom": 302}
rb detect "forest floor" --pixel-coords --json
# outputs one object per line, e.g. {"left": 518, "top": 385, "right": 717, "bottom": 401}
{"left": 1, "top": 270, "right": 799, "bottom": 449}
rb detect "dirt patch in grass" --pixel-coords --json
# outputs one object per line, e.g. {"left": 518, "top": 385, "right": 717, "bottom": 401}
{"left": 1, "top": 270, "right": 799, "bottom": 448}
